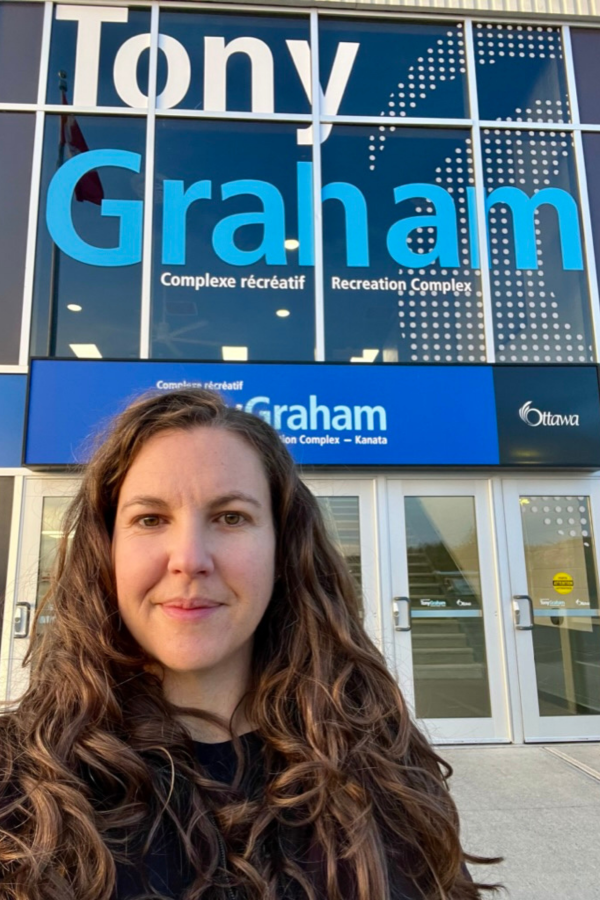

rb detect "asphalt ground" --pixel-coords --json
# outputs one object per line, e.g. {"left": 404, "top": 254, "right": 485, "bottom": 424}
{"left": 442, "top": 743, "right": 600, "bottom": 900}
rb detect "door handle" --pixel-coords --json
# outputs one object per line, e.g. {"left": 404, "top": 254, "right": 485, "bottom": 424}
{"left": 512, "top": 594, "right": 534, "bottom": 631}
{"left": 13, "top": 602, "right": 32, "bottom": 639}
{"left": 393, "top": 596, "right": 411, "bottom": 632}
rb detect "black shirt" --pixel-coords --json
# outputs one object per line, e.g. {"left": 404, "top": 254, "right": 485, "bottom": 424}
{"left": 112, "top": 733, "right": 448, "bottom": 900}
{"left": 113, "top": 732, "right": 262, "bottom": 899}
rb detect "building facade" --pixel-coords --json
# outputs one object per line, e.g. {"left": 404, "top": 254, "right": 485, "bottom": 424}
{"left": 2, "top": 0, "right": 600, "bottom": 743}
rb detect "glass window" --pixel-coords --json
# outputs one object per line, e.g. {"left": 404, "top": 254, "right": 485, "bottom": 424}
{"left": 319, "top": 19, "right": 468, "bottom": 119}
{"left": 31, "top": 114, "right": 145, "bottom": 359}
{"left": 483, "top": 129, "right": 593, "bottom": 363}
{"left": 157, "top": 12, "right": 310, "bottom": 113}
{"left": 317, "top": 496, "right": 362, "bottom": 591}
{"left": 0, "top": 2, "right": 44, "bottom": 103}
{"left": 0, "top": 478, "right": 14, "bottom": 647}
{"left": 152, "top": 119, "right": 314, "bottom": 361}
{"left": 520, "top": 495, "right": 600, "bottom": 717}
{"left": 571, "top": 30, "right": 600, "bottom": 125}
{"left": 0, "top": 114, "right": 35, "bottom": 364}
{"left": 46, "top": 6, "right": 150, "bottom": 107}
{"left": 35, "top": 497, "right": 72, "bottom": 634}
{"left": 405, "top": 496, "right": 491, "bottom": 719}
{"left": 322, "top": 126, "right": 485, "bottom": 363}
{"left": 475, "top": 24, "right": 570, "bottom": 123}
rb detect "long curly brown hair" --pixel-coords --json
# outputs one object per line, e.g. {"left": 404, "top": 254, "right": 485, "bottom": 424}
{"left": 0, "top": 388, "right": 500, "bottom": 900}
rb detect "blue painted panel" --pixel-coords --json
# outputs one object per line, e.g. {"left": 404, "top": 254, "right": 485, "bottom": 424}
{"left": 25, "top": 360, "right": 499, "bottom": 467}
{"left": 0, "top": 375, "right": 26, "bottom": 467}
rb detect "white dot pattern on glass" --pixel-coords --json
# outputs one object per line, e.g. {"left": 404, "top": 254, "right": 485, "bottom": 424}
{"left": 474, "top": 24, "right": 569, "bottom": 124}
{"left": 522, "top": 495, "right": 591, "bottom": 543}
{"left": 483, "top": 128, "right": 593, "bottom": 364}
{"left": 395, "top": 137, "right": 485, "bottom": 363}
{"left": 365, "top": 25, "right": 483, "bottom": 363}
{"left": 368, "top": 26, "right": 466, "bottom": 173}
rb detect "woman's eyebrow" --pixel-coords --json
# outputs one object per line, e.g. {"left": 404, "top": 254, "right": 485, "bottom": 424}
{"left": 119, "top": 492, "right": 263, "bottom": 512}
{"left": 120, "top": 495, "right": 170, "bottom": 512}
{"left": 207, "top": 492, "right": 262, "bottom": 510}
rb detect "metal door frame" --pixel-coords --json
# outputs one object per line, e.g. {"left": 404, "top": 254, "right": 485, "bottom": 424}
{"left": 502, "top": 476, "right": 600, "bottom": 742}
{"left": 387, "top": 478, "right": 510, "bottom": 744}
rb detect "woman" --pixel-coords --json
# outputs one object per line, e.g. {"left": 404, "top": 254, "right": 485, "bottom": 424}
{"left": 0, "top": 388, "right": 499, "bottom": 900}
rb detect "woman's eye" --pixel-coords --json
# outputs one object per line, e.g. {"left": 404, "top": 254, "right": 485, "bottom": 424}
{"left": 138, "top": 515, "right": 162, "bottom": 528}
{"left": 220, "top": 512, "right": 245, "bottom": 526}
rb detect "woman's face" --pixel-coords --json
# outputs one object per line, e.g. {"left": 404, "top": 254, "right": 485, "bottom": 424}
{"left": 112, "top": 427, "right": 276, "bottom": 678}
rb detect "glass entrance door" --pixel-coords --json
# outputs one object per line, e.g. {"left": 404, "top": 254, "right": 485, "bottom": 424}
{"left": 503, "top": 479, "right": 600, "bottom": 741}
{"left": 4, "top": 477, "right": 77, "bottom": 703}
{"left": 388, "top": 480, "right": 509, "bottom": 743}
{"left": 302, "top": 478, "right": 383, "bottom": 652}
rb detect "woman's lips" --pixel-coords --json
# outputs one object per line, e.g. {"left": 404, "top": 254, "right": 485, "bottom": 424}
{"left": 160, "top": 603, "right": 223, "bottom": 621}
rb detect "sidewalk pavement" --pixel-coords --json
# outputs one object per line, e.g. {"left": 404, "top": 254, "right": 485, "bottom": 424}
{"left": 443, "top": 743, "right": 600, "bottom": 900}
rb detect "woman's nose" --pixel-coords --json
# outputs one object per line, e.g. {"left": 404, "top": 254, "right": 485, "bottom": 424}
{"left": 167, "top": 518, "right": 215, "bottom": 577}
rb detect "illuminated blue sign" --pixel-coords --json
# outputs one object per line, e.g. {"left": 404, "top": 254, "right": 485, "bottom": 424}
{"left": 25, "top": 361, "right": 600, "bottom": 468}
{"left": 25, "top": 360, "right": 499, "bottom": 466}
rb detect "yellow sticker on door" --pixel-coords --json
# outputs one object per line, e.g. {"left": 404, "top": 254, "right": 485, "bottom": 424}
{"left": 552, "top": 572, "right": 574, "bottom": 594}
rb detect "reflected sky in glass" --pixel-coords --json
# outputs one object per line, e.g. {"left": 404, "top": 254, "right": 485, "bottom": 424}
{"left": 319, "top": 18, "right": 468, "bottom": 118}
{"left": 475, "top": 24, "right": 569, "bottom": 123}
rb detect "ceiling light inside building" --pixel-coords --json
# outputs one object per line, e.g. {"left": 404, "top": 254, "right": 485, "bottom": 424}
{"left": 67, "top": 304, "right": 82, "bottom": 312}
{"left": 284, "top": 239, "right": 299, "bottom": 250}
{"left": 69, "top": 343, "right": 102, "bottom": 359}
{"left": 350, "top": 349, "right": 379, "bottom": 363}
{"left": 276, "top": 309, "right": 291, "bottom": 317}
{"left": 222, "top": 346, "right": 248, "bottom": 361}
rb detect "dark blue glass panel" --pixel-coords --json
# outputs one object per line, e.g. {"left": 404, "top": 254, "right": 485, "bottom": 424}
{"left": 157, "top": 12, "right": 310, "bottom": 113}
{"left": 46, "top": 7, "right": 150, "bottom": 106}
{"left": 0, "top": 114, "right": 35, "bottom": 364}
{"left": 484, "top": 129, "right": 593, "bottom": 362}
{"left": 31, "top": 115, "right": 145, "bottom": 358}
{"left": 572, "top": 30, "right": 600, "bottom": 125}
{"left": 322, "top": 126, "right": 484, "bottom": 364}
{"left": 0, "top": 2, "right": 44, "bottom": 102}
{"left": 152, "top": 120, "right": 314, "bottom": 361}
{"left": 475, "top": 24, "right": 570, "bottom": 123}
{"left": 319, "top": 18, "right": 468, "bottom": 119}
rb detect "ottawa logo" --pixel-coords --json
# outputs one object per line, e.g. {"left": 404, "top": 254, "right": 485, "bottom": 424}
{"left": 518, "top": 401, "right": 580, "bottom": 427}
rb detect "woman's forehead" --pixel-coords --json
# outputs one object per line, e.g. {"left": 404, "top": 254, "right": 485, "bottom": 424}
{"left": 118, "top": 427, "right": 270, "bottom": 503}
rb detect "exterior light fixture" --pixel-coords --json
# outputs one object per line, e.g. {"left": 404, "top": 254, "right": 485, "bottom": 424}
{"left": 276, "top": 309, "right": 291, "bottom": 317}
{"left": 67, "top": 304, "right": 82, "bottom": 312}
{"left": 222, "top": 346, "right": 248, "bottom": 361}
{"left": 69, "top": 343, "right": 102, "bottom": 358}
{"left": 350, "top": 349, "right": 379, "bottom": 363}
